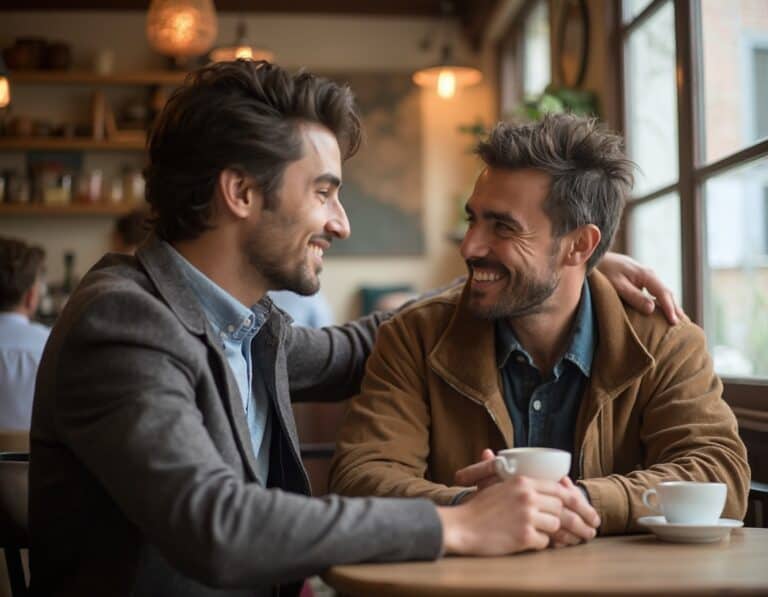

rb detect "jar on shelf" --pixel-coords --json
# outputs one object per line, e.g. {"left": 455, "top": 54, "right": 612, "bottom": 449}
{"left": 74, "top": 169, "right": 103, "bottom": 203}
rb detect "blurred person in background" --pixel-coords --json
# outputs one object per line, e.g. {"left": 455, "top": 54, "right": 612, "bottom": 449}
{"left": 268, "top": 289, "right": 334, "bottom": 327}
{"left": 0, "top": 237, "right": 49, "bottom": 430}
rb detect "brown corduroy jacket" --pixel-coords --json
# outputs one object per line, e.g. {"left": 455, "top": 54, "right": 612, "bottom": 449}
{"left": 330, "top": 271, "right": 750, "bottom": 534}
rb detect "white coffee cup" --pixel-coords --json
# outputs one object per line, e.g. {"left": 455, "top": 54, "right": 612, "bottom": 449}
{"left": 493, "top": 448, "right": 571, "bottom": 482}
{"left": 642, "top": 481, "right": 727, "bottom": 524}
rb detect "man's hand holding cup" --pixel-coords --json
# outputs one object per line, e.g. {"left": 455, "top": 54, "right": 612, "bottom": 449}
{"left": 453, "top": 448, "right": 600, "bottom": 548}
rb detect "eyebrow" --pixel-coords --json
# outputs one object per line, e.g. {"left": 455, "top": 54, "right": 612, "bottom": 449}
{"left": 314, "top": 173, "right": 342, "bottom": 189}
{"left": 465, "top": 204, "right": 524, "bottom": 232}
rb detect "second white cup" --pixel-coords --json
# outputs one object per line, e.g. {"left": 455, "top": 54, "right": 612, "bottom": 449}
{"left": 642, "top": 481, "right": 727, "bottom": 524}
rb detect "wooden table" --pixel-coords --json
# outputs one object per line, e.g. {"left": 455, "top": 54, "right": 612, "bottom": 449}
{"left": 324, "top": 529, "right": 768, "bottom": 596}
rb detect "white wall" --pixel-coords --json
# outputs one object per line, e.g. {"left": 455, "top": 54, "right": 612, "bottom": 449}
{"left": 0, "top": 11, "right": 496, "bottom": 321}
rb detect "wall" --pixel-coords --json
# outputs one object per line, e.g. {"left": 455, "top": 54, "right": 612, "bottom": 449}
{"left": 0, "top": 11, "right": 495, "bottom": 321}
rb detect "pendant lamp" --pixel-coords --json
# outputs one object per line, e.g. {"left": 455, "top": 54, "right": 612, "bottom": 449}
{"left": 0, "top": 55, "right": 10, "bottom": 108}
{"left": 412, "top": 1, "right": 482, "bottom": 99}
{"left": 210, "top": 19, "right": 274, "bottom": 63}
{"left": 146, "top": 0, "right": 218, "bottom": 63}
{"left": 412, "top": 43, "right": 482, "bottom": 100}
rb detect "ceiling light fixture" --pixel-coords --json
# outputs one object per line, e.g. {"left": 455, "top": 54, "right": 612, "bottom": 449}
{"left": 0, "top": 55, "right": 10, "bottom": 108}
{"left": 146, "top": 0, "right": 218, "bottom": 66}
{"left": 209, "top": 19, "right": 274, "bottom": 63}
{"left": 412, "top": 1, "right": 482, "bottom": 100}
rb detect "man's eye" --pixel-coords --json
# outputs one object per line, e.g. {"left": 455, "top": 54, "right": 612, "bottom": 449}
{"left": 495, "top": 222, "right": 514, "bottom": 234}
{"left": 317, "top": 189, "right": 330, "bottom": 201}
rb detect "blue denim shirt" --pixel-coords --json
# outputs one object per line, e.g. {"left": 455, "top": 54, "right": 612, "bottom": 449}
{"left": 169, "top": 245, "right": 272, "bottom": 485}
{"left": 496, "top": 282, "right": 596, "bottom": 472}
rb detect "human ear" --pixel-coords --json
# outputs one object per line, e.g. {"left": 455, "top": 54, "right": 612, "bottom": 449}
{"left": 216, "top": 169, "right": 263, "bottom": 220}
{"left": 563, "top": 224, "right": 601, "bottom": 267}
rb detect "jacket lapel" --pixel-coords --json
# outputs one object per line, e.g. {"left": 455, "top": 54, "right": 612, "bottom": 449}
{"left": 256, "top": 309, "right": 311, "bottom": 491}
{"left": 427, "top": 283, "right": 515, "bottom": 447}
{"left": 136, "top": 236, "right": 262, "bottom": 482}
{"left": 573, "top": 271, "right": 656, "bottom": 468}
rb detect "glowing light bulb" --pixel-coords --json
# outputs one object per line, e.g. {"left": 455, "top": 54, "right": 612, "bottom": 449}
{"left": 437, "top": 69, "right": 456, "bottom": 99}
{"left": 168, "top": 8, "right": 197, "bottom": 45}
{"left": 0, "top": 77, "right": 9, "bottom": 108}
{"left": 235, "top": 46, "right": 253, "bottom": 59}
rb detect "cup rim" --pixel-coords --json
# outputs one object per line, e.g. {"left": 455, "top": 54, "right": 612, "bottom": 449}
{"left": 656, "top": 481, "right": 725, "bottom": 488}
{"left": 497, "top": 448, "right": 570, "bottom": 456}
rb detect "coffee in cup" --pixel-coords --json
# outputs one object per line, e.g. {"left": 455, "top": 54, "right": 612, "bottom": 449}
{"left": 641, "top": 481, "right": 726, "bottom": 524}
{"left": 493, "top": 448, "right": 571, "bottom": 482}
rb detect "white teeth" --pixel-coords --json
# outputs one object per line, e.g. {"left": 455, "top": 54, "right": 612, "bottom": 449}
{"left": 309, "top": 244, "right": 324, "bottom": 258}
{"left": 473, "top": 270, "right": 502, "bottom": 282}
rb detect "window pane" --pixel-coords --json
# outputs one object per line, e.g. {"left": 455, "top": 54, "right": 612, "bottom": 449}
{"left": 625, "top": 1, "right": 679, "bottom": 196}
{"left": 523, "top": 0, "right": 550, "bottom": 99}
{"left": 703, "top": 157, "right": 768, "bottom": 380}
{"left": 623, "top": 0, "right": 654, "bottom": 23}
{"left": 699, "top": 0, "right": 768, "bottom": 164}
{"left": 629, "top": 193, "right": 683, "bottom": 302}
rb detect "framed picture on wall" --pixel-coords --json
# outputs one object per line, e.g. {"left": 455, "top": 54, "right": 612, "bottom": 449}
{"left": 321, "top": 72, "right": 424, "bottom": 256}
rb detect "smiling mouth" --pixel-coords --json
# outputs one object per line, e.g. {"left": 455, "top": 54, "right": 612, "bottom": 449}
{"left": 471, "top": 268, "right": 507, "bottom": 284}
{"left": 309, "top": 242, "right": 325, "bottom": 260}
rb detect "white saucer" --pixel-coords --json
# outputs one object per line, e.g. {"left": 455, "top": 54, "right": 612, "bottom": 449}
{"left": 637, "top": 516, "right": 743, "bottom": 544}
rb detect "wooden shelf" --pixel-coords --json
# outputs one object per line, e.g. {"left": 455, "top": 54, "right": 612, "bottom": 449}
{"left": 9, "top": 69, "right": 187, "bottom": 86}
{"left": 0, "top": 137, "right": 145, "bottom": 151}
{"left": 0, "top": 203, "right": 139, "bottom": 216}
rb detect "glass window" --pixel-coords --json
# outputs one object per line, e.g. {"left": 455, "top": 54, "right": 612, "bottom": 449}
{"left": 623, "top": 0, "right": 654, "bottom": 23}
{"left": 625, "top": 1, "right": 679, "bottom": 196}
{"left": 703, "top": 157, "right": 768, "bottom": 379}
{"left": 523, "top": 0, "right": 551, "bottom": 99}
{"left": 699, "top": 0, "right": 768, "bottom": 164}
{"left": 629, "top": 193, "right": 683, "bottom": 302}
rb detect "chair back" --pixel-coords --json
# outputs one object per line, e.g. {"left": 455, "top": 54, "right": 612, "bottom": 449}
{"left": 0, "top": 453, "right": 29, "bottom": 549}
{"left": 0, "top": 453, "right": 29, "bottom": 596}
{"left": 0, "top": 432, "right": 29, "bottom": 454}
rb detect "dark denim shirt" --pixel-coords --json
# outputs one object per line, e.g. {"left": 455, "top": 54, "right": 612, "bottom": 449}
{"left": 496, "top": 282, "right": 596, "bottom": 473}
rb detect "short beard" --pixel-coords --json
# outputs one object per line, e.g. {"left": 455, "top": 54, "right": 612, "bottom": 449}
{"left": 467, "top": 241, "right": 561, "bottom": 321}
{"left": 244, "top": 237, "right": 320, "bottom": 298}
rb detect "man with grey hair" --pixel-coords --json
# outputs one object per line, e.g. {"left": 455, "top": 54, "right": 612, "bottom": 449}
{"left": 330, "top": 113, "right": 750, "bottom": 542}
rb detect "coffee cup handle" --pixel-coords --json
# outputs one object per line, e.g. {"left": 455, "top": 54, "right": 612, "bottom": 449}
{"left": 642, "top": 488, "right": 661, "bottom": 514}
{"left": 494, "top": 456, "right": 517, "bottom": 479}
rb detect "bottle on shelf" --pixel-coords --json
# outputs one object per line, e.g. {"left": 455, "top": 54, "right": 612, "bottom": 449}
{"left": 50, "top": 250, "right": 79, "bottom": 315}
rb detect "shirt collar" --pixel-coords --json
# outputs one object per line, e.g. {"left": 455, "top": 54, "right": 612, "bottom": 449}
{"left": 0, "top": 312, "right": 30, "bottom": 325}
{"left": 166, "top": 243, "right": 267, "bottom": 343}
{"left": 495, "top": 280, "right": 596, "bottom": 377}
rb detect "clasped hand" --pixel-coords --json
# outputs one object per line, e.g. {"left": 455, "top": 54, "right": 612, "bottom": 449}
{"left": 453, "top": 449, "right": 600, "bottom": 550}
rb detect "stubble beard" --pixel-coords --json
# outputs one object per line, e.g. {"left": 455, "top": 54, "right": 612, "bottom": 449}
{"left": 244, "top": 236, "right": 320, "bottom": 297}
{"left": 467, "top": 250, "right": 561, "bottom": 321}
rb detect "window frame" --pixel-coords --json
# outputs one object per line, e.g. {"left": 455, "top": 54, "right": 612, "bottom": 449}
{"left": 616, "top": 0, "right": 768, "bottom": 425}
{"left": 496, "top": 0, "right": 552, "bottom": 118}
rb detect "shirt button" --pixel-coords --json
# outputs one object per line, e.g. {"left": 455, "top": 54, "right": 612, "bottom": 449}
{"left": 532, "top": 399, "right": 542, "bottom": 411}
{"left": 219, "top": 331, "right": 227, "bottom": 340}
{"left": 515, "top": 354, "right": 526, "bottom": 364}
{"left": 244, "top": 317, "right": 252, "bottom": 326}
{"left": 227, "top": 324, "right": 235, "bottom": 333}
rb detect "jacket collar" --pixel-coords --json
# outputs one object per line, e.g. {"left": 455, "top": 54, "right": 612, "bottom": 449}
{"left": 428, "top": 270, "right": 655, "bottom": 407}
{"left": 135, "top": 234, "right": 207, "bottom": 336}
{"left": 136, "top": 234, "right": 292, "bottom": 483}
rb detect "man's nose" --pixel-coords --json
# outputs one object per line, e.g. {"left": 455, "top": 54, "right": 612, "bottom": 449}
{"left": 326, "top": 196, "right": 351, "bottom": 240}
{"left": 460, "top": 227, "right": 489, "bottom": 261}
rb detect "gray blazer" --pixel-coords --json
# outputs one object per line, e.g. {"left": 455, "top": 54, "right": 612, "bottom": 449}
{"left": 29, "top": 237, "right": 442, "bottom": 597}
